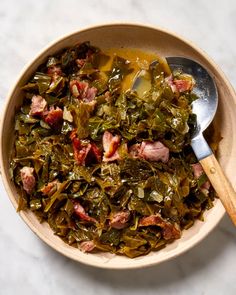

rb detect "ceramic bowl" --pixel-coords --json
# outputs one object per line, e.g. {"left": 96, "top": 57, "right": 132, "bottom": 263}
{"left": 1, "top": 23, "right": 236, "bottom": 269}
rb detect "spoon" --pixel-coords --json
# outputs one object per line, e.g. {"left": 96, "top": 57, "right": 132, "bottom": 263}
{"left": 133, "top": 57, "right": 236, "bottom": 225}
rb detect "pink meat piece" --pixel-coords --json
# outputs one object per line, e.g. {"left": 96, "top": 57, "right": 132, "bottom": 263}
{"left": 79, "top": 241, "right": 95, "bottom": 252}
{"left": 139, "top": 214, "right": 181, "bottom": 240}
{"left": 104, "top": 91, "right": 112, "bottom": 103}
{"left": 139, "top": 215, "right": 164, "bottom": 227}
{"left": 109, "top": 211, "right": 130, "bottom": 229}
{"left": 139, "top": 141, "right": 169, "bottom": 163}
{"left": 165, "top": 75, "right": 193, "bottom": 93}
{"left": 41, "top": 180, "right": 58, "bottom": 196}
{"left": 103, "top": 150, "right": 121, "bottom": 162}
{"left": 192, "top": 163, "right": 204, "bottom": 178}
{"left": 70, "top": 80, "right": 97, "bottom": 102}
{"left": 165, "top": 75, "right": 177, "bottom": 93}
{"left": 29, "top": 95, "right": 47, "bottom": 116}
{"left": 70, "top": 130, "right": 91, "bottom": 165}
{"left": 174, "top": 79, "right": 193, "bottom": 92}
{"left": 86, "top": 86, "right": 97, "bottom": 102}
{"left": 73, "top": 201, "right": 97, "bottom": 223}
{"left": 74, "top": 141, "right": 92, "bottom": 166}
{"left": 44, "top": 106, "right": 63, "bottom": 128}
{"left": 102, "top": 131, "right": 121, "bottom": 162}
{"left": 70, "top": 130, "right": 101, "bottom": 165}
{"left": 162, "top": 223, "right": 181, "bottom": 240}
{"left": 89, "top": 143, "right": 102, "bottom": 163}
{"left": 20, "top": 166, "right": 36, "bottom": 194}
{"left": 192, "top": 163, "right": 210, "bottom": 190}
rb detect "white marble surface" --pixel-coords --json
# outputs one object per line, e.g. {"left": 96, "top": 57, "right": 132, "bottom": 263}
{"left": 1, "top": 0, "right": 236, "bottom": 294}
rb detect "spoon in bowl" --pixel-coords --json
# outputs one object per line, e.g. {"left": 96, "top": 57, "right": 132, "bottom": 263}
{"left": 132, "top": 57, "right": 236, "bottom": 225}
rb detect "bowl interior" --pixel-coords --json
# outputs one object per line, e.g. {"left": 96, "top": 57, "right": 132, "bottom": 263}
{"left": 1, "top": 24, "right": 236, "bottom": 269}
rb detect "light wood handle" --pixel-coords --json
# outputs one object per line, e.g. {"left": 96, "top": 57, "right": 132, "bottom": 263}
{"left": 200, "top": 154, "right": 236, "bottom": 226}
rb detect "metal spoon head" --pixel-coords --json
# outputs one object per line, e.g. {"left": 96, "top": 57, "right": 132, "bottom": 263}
{"left": 166, "top": 57, "right": 218, "bottom": 139}
{"left": 132, "top": 57, "right": 218, "bottom": 139}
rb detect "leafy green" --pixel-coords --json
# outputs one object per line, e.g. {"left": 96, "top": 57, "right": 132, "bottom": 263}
{"left": 11, "top": 42, "right": 218, "bottom": 258}
{"left": 71, "top": 101, "right": 95, "bottom": 138}
{"left": 33, "top": 72, "right": 52, "bottom": 94}
{"left": 108, "top": 56, "right": 133, "bottom": 93}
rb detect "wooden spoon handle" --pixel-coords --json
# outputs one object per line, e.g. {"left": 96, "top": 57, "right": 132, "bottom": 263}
{"left": 200, "top": 154, "right": 236, "bottom": 226}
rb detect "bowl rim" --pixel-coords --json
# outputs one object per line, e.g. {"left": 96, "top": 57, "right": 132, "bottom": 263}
{"left": 1, "top": 22, "right": 234, "bottom": 269}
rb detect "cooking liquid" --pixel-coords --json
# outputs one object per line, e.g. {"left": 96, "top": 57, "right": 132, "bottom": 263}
{"left": 100, "top": 48, "right": 159, "bottom": 91}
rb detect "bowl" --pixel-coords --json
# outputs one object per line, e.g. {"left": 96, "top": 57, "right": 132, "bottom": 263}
{"left": 1, "top": 23, "right": 236, "bottom": 269}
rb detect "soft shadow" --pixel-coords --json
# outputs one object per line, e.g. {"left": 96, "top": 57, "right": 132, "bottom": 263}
{"left": 42, "top": 215, "right": 234, "bottom": 291}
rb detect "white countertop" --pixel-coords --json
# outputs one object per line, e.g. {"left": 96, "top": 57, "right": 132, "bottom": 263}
{"left": 1, "top": 0, "right": 236, "bottom": 294}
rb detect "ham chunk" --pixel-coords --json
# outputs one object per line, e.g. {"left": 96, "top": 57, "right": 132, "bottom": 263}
{"left": 165, "top": 75, "right": 194, "bottom": 93}
{"left": 109, "top": 211, "right": 130, "bottom": 229}
{"left": 102, "top": 131, "right": 121, "bottom": 162}
{"left": 139, "top": 215, "right": 164, "bottom": 227}
{"left": 165, "top": 75, "right": 177, "bottom": 93}
{"left": 140, "top": 141, "right": 169, "bottom": 163}
{"left": 192, "top": 163, "right": 210, "bottom": 191}
{"left": 103, "top": 151, "right": 121, "bottom": 162}
{"left": 74, "top": 142, "right": 92, "bottom": 166}
{"left": 70, "top": 131, "right": 91, "bottom": 165}
{"left": 90, "top": 143, "right": 102, "bottom": 163}
{"left": 86, "top": 86, "right": 97, "bottom": 102}
{"left": 44, "top": 106, "right": 63, "bottom": 128}
{"left": 192, "top": 163, "right": 204, "bottom": 179}
{"left": 162, "top": 223, "right": 181, "bottom": 240}
{"left": 79, "top": 241, "right": 95, "bottom": 252}
{"left": 104, "top": 91, "right": 112, "bottom": 103}
{"left": 73, "top": 201, "right": 96, "bottom": 223}
{"left": 29, "top": 95, "right": 47, "bottom": 116}
{"left": 20, "top": 166, "right": 35, "bottom": 194}
{"left": 139, "top": 214, "right": 181, "bottom": 240}
{"left": 70, "top": 130, "right": 101, "bottom": 165}
{"left": 129, "top": 141, "right": 169, "bottom": 163}
{"left": 174, "top": 79, "right": 193, "bottom": 93}
{"left": 70, "top": 80, "right": 97, "bottom": 102}
{"left": 41, "top": 180, "right": 59, "bottom": 196}
{"left": 103, "top": 131, "right": 120, "bottom": 157}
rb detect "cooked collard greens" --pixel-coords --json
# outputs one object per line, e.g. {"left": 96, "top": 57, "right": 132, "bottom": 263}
{"left": 10, "top": 42, "right": 216, "bottom": 257}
